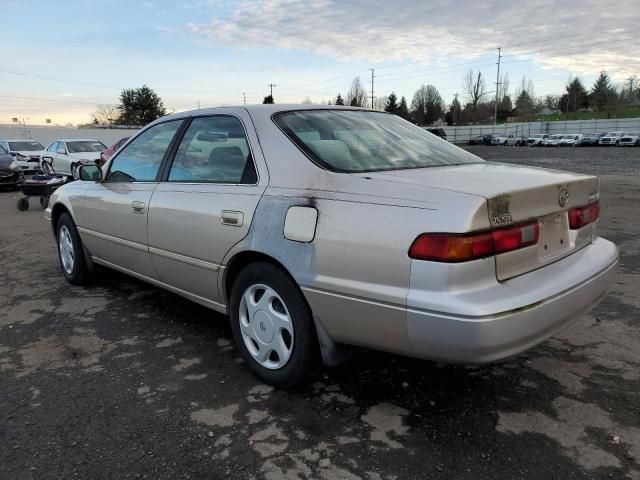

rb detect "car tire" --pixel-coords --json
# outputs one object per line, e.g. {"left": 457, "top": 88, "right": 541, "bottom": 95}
{"left": 17, "top": 197, "right": 29, "bottom": 211}
{"left": 615, "top": 141, "right": 620, "bottom": 147}
{"left": 70, "top": 162, "right": 78, "bottom": 178}
{"left": 56, "top": 212, "right": 90, "bottom": 285}
{"left": 229, "top": 261, "right": 320, "bottom": 388}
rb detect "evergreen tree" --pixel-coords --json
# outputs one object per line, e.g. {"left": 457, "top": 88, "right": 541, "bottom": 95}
{"left": 560, "top": 77, "right": 589, "bottom": 116}
{"left": 335, "top": 93, "right": 345, "bottom": 106}
{"left": 398, "top": 96, "right": 410, "bottom": 120}
{"left": 117, "top": 85, "right": 166, "bottom": 126}
{"left": 591, "top": 71, "right": 618, "bottom": 117}
{"left": 263, "top": 94, "right": 274, "bottom": 104}
{"left": 515, "top": 90, "right": 535, "bottom": 118}
{"left": 384, "top": 92, "right": 399, "bottom": 114}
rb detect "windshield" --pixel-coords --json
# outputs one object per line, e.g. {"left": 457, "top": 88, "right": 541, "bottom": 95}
{"left": 606, "top": 132, "right": 621, "bottom": 137}
{"left": 562, "top": 135, "right": 575, "bottom": 139}
{"left": 273, "top": 110, "right": 483, "bottom": 173}
{"left": 67, "top": 140, "right": 107, "bottom": 153}
{"left": 8, "top": 141, "right": 44, "bottom": 151}
{"left": 533, "top": 134, "right": 544, "bottom": 138}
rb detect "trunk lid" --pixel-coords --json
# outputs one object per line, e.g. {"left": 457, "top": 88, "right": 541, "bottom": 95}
{"left": 366, "top": 162, "right": 600, "bottom": 280}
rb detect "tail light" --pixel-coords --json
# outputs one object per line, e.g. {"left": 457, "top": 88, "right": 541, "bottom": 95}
{"left": 409, "top": 221, "right": 539, "bottom": 262}
{"left": 568, "top": 201, "right": 600, "bottom": 229}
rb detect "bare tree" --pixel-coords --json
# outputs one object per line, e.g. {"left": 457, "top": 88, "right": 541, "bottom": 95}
{"left": 462, "top": 69, "right": 488, "bottom": 119}
{"left": 373, "top": 95, "right": 388, "bottom": 111}
{"left": 346, "top": 77, "right": 368, "bottom": 107}
{"left": 91, "top": 104, "right": 119, "bottom": 125}
{"left": 301, "top": 97, "right": 314, "bottom": 104}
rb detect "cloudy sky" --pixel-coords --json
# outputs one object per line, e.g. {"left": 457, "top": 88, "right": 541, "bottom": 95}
{"left": 2, "top": 0, "right": 638, "bottom": 124}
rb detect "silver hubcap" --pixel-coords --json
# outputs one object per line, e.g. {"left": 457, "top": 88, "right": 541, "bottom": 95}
{"left": 239, "top": 284, "right": 294, "bottom": 370}
{"left": 58, "top": 225, "right": 74, "bottom": 274}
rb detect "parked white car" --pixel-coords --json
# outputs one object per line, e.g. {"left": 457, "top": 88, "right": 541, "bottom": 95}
{"left": 525, "top": 134, "right": 549, "bottom": 146}
{"left": 543, "top": 135, "right": 563, "bottom": 147}
{"left": 41, "top": 139, "right": 107, "bottom": 176}
{"left": 0, "top": 139, "right": 45, "bottom": 173}
{"left": 618, "top": 132, "right": 639, "bottom": 146}
{"left": 599, "top": 132, "right": 624, "bottom": 146}
{"left": 490, "top": 134, "right": 521, "bottom": 146}
{"left": 559, "top": 134, "right": 584, "bottom": 147}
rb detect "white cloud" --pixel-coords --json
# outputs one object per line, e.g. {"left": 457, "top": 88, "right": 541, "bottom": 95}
{"left": 187, "top": 0, "right": 640, "bottom": 78}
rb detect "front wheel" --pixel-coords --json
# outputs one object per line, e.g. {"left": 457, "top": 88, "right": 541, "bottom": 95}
{"left": 17, "top": 197, "right": 29, "bottom": 211}
{"left": 229, "top": 262, "right": 320, "bottom": 388}
{"left": 56, "top": 212, "right": 90, "bottom": 285}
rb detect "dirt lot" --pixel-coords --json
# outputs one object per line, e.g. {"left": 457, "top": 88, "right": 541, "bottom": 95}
{"left": 1, "top": 146, "right": 639, "bottom": 480}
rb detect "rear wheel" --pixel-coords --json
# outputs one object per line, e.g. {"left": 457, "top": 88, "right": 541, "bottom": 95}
{"left": 229, "top": 262, "right": 320, "bottom": 388}
{"left": 16, "top": 197, "right": 29, "bottom": 211}
{"left": 56, "top": 213, "right": 90, "bottom": 285}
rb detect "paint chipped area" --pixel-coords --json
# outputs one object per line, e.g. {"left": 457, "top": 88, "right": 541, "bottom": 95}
{"left": 1, "top": 170, "right": 640, "bottom": 479}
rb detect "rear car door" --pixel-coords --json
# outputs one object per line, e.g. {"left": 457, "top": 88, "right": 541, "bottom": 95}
{"left": 147, "top": 113, "right": 267, "bottom": 305}
{"left": 79, "top": 120, "right": 184, "bottom": 279}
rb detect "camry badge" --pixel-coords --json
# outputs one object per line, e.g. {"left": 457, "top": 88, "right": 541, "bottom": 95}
{"left": 559, "top": 189, "right": 569, "bottom": 207}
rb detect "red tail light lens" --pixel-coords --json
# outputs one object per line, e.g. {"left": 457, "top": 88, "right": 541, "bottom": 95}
{"left": 409, "top": 221, "right": 539, "bottom": 262}
{"left": 568, "top": 202, "right": 600, "bottom": 229}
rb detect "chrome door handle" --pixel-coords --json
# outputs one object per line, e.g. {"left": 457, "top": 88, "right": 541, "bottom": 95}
{"left": 221, "top": 210, "right": 244, "bottom": 226}
{"left": 131, "top": 201, "right": 146, "bottom": 214}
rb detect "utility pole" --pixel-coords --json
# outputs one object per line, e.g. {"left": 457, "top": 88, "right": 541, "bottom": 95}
{"left": 369, "top": 69, "right": 375, "bottom": 109}
{"left": 453, "top": 93, "right": 459, "bottom": 125}
{"left": 494, "top": 47, "right": 502, "bottom": 125}
{"left": 197, "top": 100, "right": 200, "bottom": 109}
{"left": 268, "top": 83, "right": 277, "bottom": 98}
{"left": 242, "top": 92, "right": 247, "bottom": 105}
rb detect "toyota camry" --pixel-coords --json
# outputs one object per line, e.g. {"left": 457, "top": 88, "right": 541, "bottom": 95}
{"left": 45, "top": 105, "right": 618, "bottom": 387}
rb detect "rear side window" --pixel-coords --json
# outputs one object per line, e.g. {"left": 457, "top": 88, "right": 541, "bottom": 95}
{"left": 167, "top": 115, "right": 257, "bottom": 184}
{"left": 274, "top": 110, "right": 482, "bottom": 173}
{"left": 107, "top": 120, "right": 182, "bottom": 182}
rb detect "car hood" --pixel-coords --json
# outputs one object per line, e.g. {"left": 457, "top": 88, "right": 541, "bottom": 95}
{"left": 13, "top": 150, "right": 42, "bottom": 156}
{"left": 0, "top": 154, "right": 17, "bottom": 174}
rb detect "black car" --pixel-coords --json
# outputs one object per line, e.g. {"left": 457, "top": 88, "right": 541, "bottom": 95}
{"left": 0, "top": 144, "right": 24, "bottom": 188}
{"left": 426, "top": 128, "right": 447, "bottom": 140}
{"left": 483, "top": 133, "right": 501, "bottom": 145}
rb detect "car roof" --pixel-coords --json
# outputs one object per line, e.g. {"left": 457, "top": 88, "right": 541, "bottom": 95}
{"left": 55, "top": 138, "right": 103, "bottom": 142}
{"left": 148, "top": 104, "right": 371, "bottom": 127}
{"left": 1, "top": 138, "right": 44, "bottom": 142}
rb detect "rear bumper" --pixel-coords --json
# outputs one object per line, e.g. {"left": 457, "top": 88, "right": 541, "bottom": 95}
{"left": 406, "top": 237, "right": 618, "bottom": 364}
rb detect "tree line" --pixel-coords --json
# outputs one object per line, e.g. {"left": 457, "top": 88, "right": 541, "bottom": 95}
{"left": 91, "top": 70, "right": 640, "bottom": 128}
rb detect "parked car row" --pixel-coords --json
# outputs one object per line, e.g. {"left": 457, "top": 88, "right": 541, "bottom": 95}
{"left": 469, "top": 131, "right": 640, "bottom": 147}
{"left": 0, "top": 137, "right": 130, "bottom": 186}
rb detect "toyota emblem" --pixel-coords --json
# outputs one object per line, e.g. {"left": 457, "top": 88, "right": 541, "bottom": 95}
{"left": 559, "top": 189, "right": 569, "bottom": 207}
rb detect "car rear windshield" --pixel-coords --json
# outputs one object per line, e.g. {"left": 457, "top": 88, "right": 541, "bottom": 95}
{"left": 67, "top": 140, "right": 107, "bottom": 153}
{"left": 8, "top": 141, "right": 44, "bottom": 151}
{"left": 273, "top": 110, "right": 482, "bottom": 173}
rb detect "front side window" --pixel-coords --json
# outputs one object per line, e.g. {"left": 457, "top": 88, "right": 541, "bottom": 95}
{"left": 67, "top": 140, "right": 107, "bottom": 153}
{"left": 168, "top": 116, "right": 256, "bottom": 184}
{"left": 56, "top": 143, "right": 67, "bottom": 154}
{"left": 107, "top": 120, "right": 182, "bottom": 182}
{"left": 8, "top": 141, "right": 44, "bottom": 151}
{"left": 274, "top": 110, "right": 482, "bottom": 173}
{"left": 47, "top": 142, "right": 57, "bottom": 152}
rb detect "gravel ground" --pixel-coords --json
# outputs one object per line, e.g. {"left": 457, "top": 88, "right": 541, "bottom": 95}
{"left": 1, "top": 147, "right": 639, "bottom": 480}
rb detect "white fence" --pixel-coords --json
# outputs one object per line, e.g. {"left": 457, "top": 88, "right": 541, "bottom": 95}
{"left": 0, "top": 124, "right": 140, "bottom": 147}
{"left": 441, "top": 117, "right": 640, "bottom": 144}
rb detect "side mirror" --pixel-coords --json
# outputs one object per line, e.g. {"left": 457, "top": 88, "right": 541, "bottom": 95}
{"left": 78, "top": 164, "right": 102, "bottom": 181}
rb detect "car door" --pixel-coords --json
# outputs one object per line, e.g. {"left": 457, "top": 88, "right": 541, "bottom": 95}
{"left": 79, "top": 120, "right": 184, "bottom": 279}
{"left": 54, "top": 141, "right": 70, "bottom": 174}
{"left": 147, "top": 112, "right": 267, "bottom": 305}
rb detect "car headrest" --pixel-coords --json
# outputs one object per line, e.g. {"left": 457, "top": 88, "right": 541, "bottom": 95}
{"left": 209, "top": 146, "right": 245, "bottom": 168}
{"left": 307, "top": 140, "right": 353, "bottom": 170}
